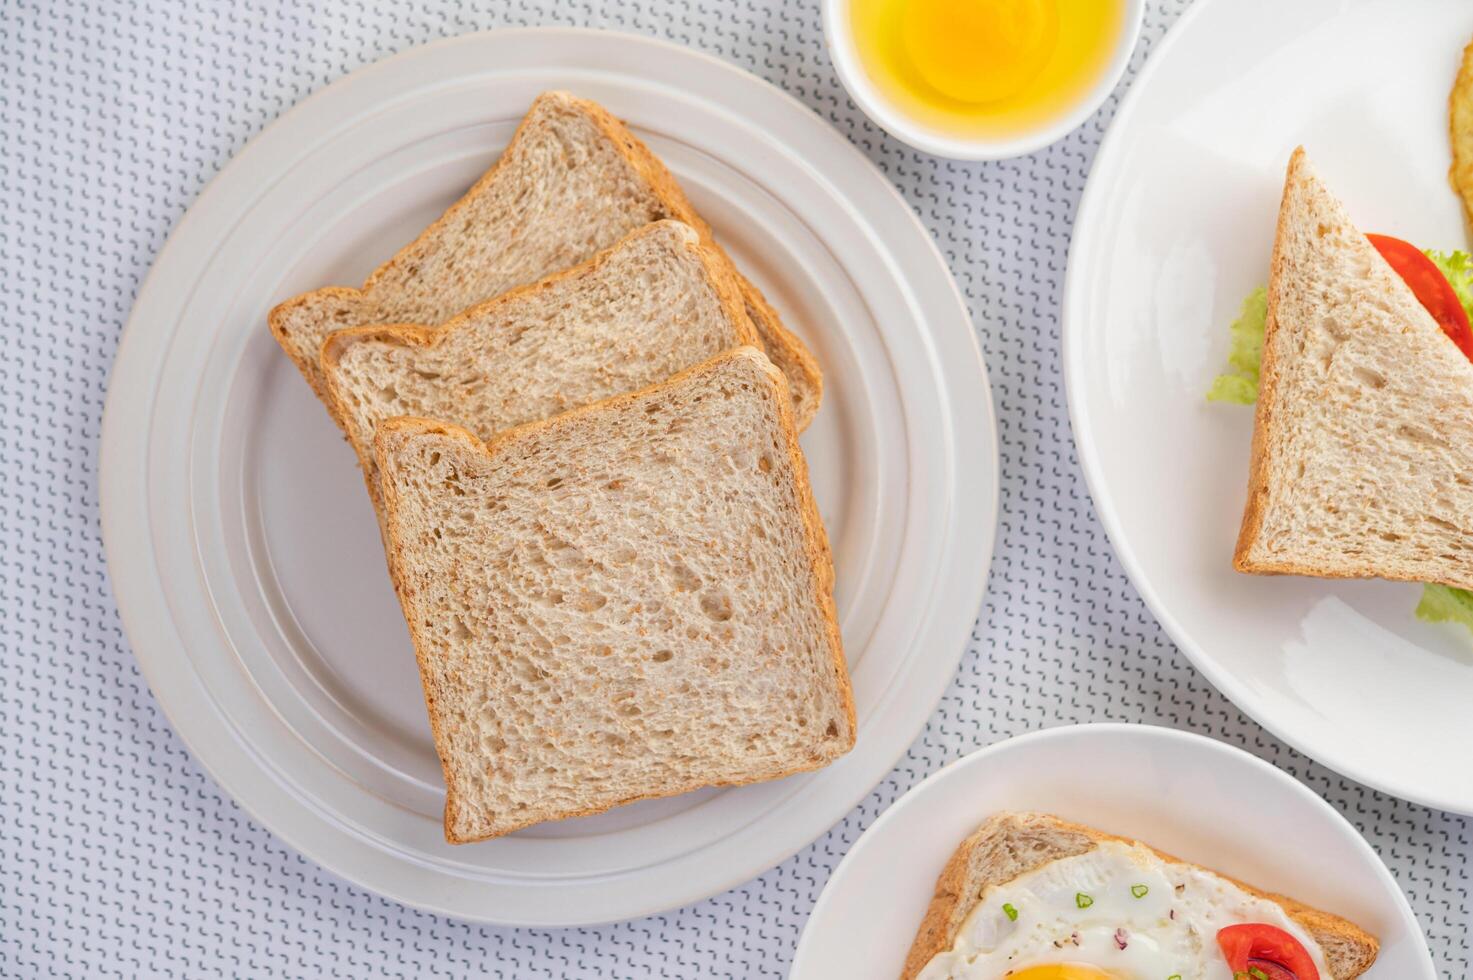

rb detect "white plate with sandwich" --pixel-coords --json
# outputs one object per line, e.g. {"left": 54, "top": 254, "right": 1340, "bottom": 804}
{"left": 793, "top": 724, "right": 1434, "bottom": 979}
{"left": 99, "top": 29, "right": 997, "bottom": 923}
{"left": 1064, "top": 0, "right": 1473, "bottom": 812}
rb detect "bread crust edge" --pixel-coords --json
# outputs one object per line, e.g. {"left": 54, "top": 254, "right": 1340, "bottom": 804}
{"left": 1232, "top": 146, "right": 1303, "bottom": 575}
{"left": 577, "top": 94, "right": 825, "bottom": 428}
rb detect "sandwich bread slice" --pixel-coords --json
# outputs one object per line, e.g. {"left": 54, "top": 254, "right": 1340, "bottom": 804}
{"left": 322, "top": 220, "right": 758, "bottom": 519}
{"left": 1235, "top": 147, "right": 1473, "bottom": 588}
{"left": 903, "top": 812, "right": 1379, "bottom": 980}
{"left": 271, "top": 90, "right": 821, "bottom": 431}
{"left": 375, "top": 347, "right": 853, "bottom": 843}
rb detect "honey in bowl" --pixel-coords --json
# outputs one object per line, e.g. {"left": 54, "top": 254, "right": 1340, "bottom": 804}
{"left": 849, "top": 0, "right": 1127, "bottom": 139}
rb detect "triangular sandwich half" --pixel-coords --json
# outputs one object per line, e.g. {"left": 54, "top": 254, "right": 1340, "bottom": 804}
{"left": 1235, "top": 147, "right": 1473, "bottom": 589}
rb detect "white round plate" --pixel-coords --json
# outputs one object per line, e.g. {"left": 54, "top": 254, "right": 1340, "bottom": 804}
{"left": 793, "top": 724, "right": 1434, "bottom": 978}
{"left": 98, "top": 28, "right": 997, "bottom": 925}
{"left": 1065, "top": 0, "right": 1473, "bottom": 813}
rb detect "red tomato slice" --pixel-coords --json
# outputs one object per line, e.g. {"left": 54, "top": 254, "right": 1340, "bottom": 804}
{"left": 1366, "top": 233, "right": 1473, "bottom": 361}
{"left": 1217, "top": 923, "right": 1320, "bottom": 980}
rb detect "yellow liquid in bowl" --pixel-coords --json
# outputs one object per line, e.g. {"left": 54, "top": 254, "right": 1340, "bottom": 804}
{"left": 849, "top": 0, "right": 1126, "bottom": 139}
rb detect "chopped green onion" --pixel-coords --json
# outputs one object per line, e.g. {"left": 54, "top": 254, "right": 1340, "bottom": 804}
{"left": 1168, "top": 975, "right": 1182, "bottom": 980}
{"left": 1130, "top": 883, "right": 1149, "bottom": 899}
{"left": 1002, "top": 902, "right": 1018, "bottom": 921}
{"left": 1249, "top": 969, "right": 1271, "bottom": 980}
{"left": 1075, "top": 892, "right": 1093, "bottom": 909}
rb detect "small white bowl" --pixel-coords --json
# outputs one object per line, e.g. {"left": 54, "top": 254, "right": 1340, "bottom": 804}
{"left": 822, "top": 0, "right": 1144, "bottom": 160}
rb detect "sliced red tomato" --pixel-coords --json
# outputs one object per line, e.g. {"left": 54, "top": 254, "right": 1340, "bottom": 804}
{"left": 1242, "top": 961, "right": 1302, "bottom": 980}
{"left": 1217, "top": 923, "right": 1320, "bottom": 980}
{"left": 1366, "top": 233, "right": 1473, "bottom": 361}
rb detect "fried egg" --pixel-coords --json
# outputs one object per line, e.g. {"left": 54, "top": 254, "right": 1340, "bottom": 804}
{"left": 916, "top": 840, "right": 1330, "bottom": 980}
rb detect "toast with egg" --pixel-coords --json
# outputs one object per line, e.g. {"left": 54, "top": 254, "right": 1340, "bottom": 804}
{"left": 270, "top": 90, "right": 821, "bottom": 434}
{"left": 902, "top": 812, "right": 1378, "bottom": 980}
{"left": 374, "top": 347, "right": 853, "bottom": 843}
{"left": 321, "top": 220, "right": 759, "bottom": 521}
{"left": 1234, "top": 148, "right": 1473, "bottom": 587}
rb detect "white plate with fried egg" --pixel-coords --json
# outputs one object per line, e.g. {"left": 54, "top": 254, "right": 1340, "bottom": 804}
{"left": 792, "top": 724, "right": 1432, "bottom": 979}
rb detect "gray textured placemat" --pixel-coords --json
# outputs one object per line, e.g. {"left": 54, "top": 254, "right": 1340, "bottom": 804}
{"left": 1, "top": 0, "right": 1467, "bottom": 975}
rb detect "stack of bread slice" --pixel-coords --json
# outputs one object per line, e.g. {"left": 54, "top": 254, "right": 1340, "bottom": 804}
{"left": 269, "top": 92, "right": 854, "bottom": 843}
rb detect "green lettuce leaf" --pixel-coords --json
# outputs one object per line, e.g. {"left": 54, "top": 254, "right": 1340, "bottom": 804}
{"left": 1425, "top": 249, "right": 1473, "bottom": 322}
{"left": 1416, "top": 583, "right": 1473, "bottom": 632}
{"left": 1206, "top": 287, "right": 1268, "bottom": 404}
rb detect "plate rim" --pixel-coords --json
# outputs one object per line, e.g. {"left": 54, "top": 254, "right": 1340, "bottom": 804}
{"left": 99, "top": 25, "right": 1001, "bottom": 924}
{"left": 791, "top": 722, "right": 1435, "bottom": 978}
{"left": 1061, "top": 0, "right": 1473, "bottom": 816}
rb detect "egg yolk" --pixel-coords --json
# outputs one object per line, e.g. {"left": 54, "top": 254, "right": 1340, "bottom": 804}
{"left": 900, "top": 0, "right": 1059, "bottom": 104}
{"left": 1006, "top": 966, "right": 1121, "bottom": 980}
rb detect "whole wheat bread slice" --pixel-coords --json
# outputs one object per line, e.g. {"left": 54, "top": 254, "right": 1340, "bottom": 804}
{"left": 375, "top": 346, "right": 853, "bottom": 843}
{"left": 901, "top": 812, "right": 1379, "bottom": 980}
{"left": 321, "top": 220, "right": 758, "bottom": 519}
{"left": 271, "top": 90, "right": 821, "bottom": 430}
{"left": 1235, "top": 147, "right": 1473, "bottom": 587}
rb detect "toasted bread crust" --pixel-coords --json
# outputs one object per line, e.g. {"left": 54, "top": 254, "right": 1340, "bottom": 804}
{"left": 269, "top": 91, "right": 820, "bottom": 433}
{"left": 267, "top": 285, "right": 366, "bottom": 418}
{"left": 901, "top": 811, "right": 1379, "bottom": 980}
{"left": 374, "top": 348, "right": 852, "bottom": 843}
{"left": 372, "top": 417, "right": 461, "bottom": 842}
{"left": 583, "top": 97, "right": 824, "bottom": 427}
{"left": 318, "top": 221, "right": 759, "bottom": 522}
{"left": 899, "top": 824, "right": 1006, "bottom": 980}
{"left": 1232, "top": 146, "right": 1303, "bottom": 574}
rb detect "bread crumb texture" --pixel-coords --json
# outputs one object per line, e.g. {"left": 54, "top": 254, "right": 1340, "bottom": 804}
{"left": 326, "top": 220, "right": 754, "bottom": 509}
{"left": 271, "top": 91, "right": 821, "bottom": 426}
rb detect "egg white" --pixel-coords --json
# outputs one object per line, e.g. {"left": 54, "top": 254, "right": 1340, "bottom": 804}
{"left": 917, "top": 839, "right": 1331, "bottom": 980}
